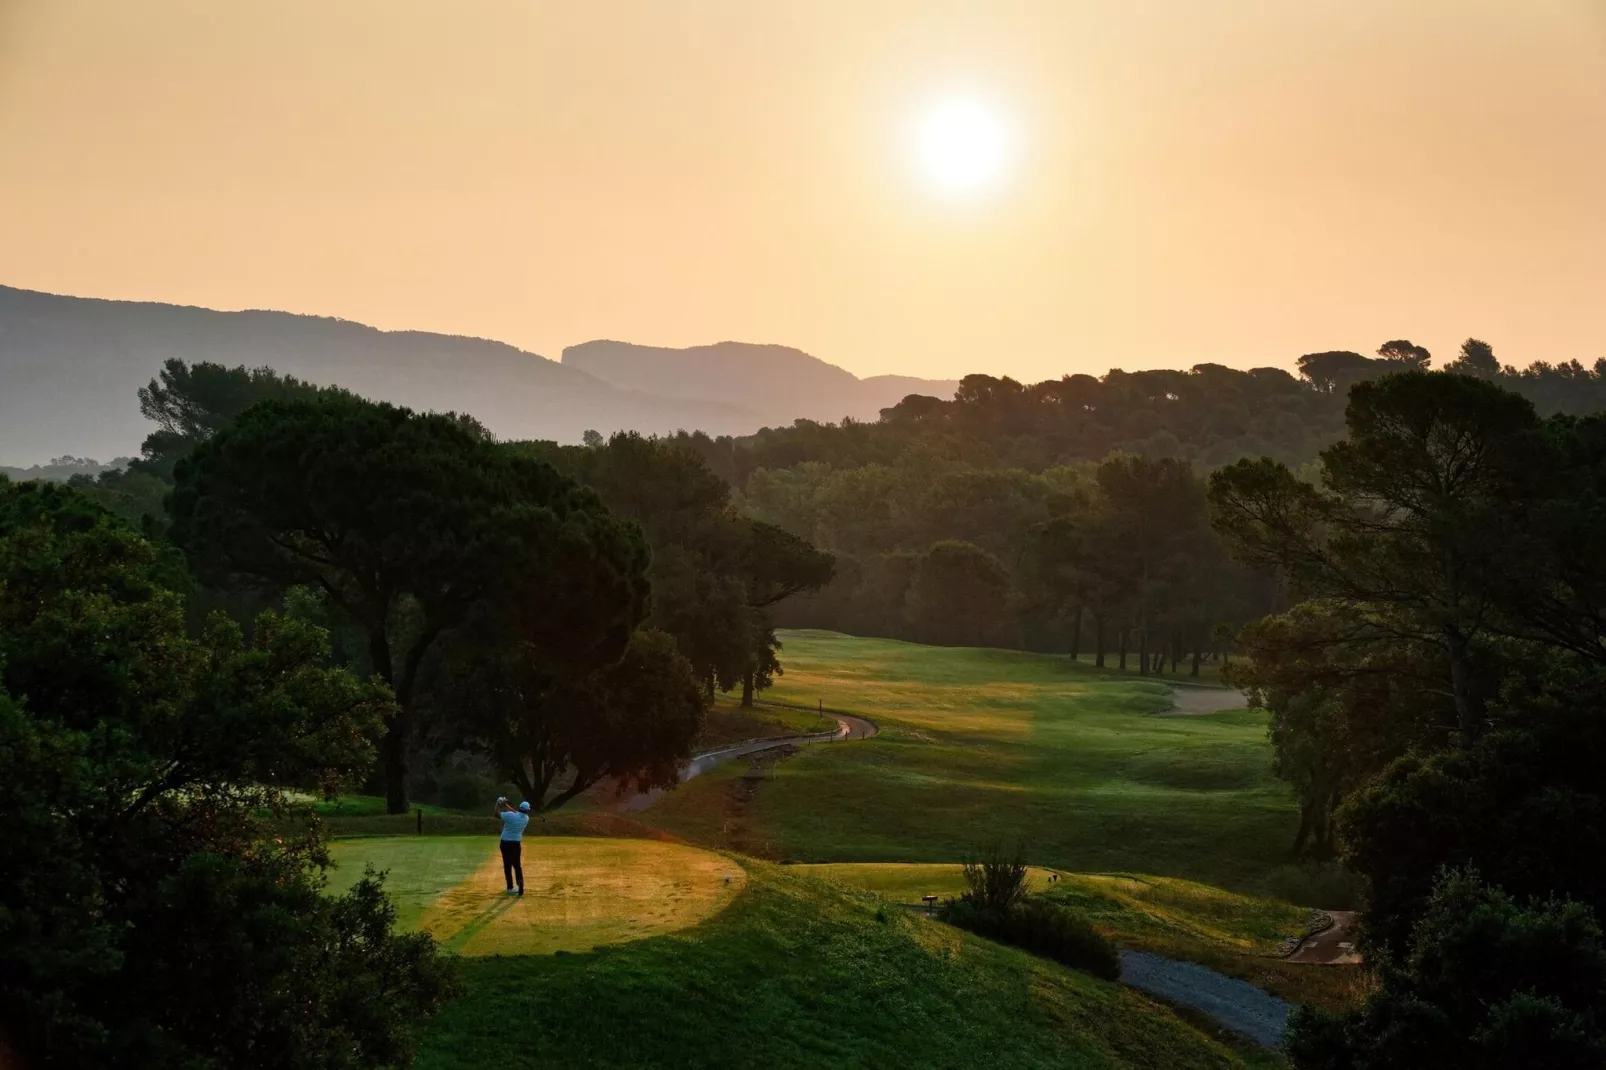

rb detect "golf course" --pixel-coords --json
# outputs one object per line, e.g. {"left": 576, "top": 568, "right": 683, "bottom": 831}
{"left": 324, "top": 630, "right": 1353, "bottom": 1066}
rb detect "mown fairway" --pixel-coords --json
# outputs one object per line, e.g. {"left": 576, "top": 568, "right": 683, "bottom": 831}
{"left": 643, "top": 631, "right": 1305, "bottom": 898}
{"left": 416, "top": 860, "right": 1266, "bottom": 1069}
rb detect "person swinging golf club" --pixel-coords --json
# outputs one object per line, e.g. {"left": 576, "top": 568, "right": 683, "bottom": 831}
{"left": 493, "top": 796, "right": 531, "bottom": 896}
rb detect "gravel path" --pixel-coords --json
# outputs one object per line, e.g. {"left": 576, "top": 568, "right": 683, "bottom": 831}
{"left": 1287, "top": 910, "right": 1362, "bottom": 965}
{"left": 1119, "top": 950, "right": 1291, "bottom": 1048}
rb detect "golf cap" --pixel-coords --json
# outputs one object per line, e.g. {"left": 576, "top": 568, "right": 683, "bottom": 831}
{"left": 518, "top": 801, "right": 532, "bottom": 812}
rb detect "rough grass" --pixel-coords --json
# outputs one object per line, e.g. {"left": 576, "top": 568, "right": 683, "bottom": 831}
{"left": 326, "top": 835, "right": 744, "bottom": 955}
{"left": 415, "top": 860, "right": 1258, "bottom": 1069}
{"left": 644, "top": 631, "right": 1301, "bottom": 898}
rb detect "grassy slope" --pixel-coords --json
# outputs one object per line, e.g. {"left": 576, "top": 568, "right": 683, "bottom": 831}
{"left": 798, "top": 862, "right": 1356, "bottom": 1012}
{"left": 416, "top": 861, "right": 1258, "bottom": 1070}
{"left": 644, "top": 631, "right": 1302, "bottom": 898}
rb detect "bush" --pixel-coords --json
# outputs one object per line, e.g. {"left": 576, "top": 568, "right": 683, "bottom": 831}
{"left": 1285, "top": 868, "right": 1606, "bottom": 1070}
{"left": 941, "top": 897, "right": 1120, "bottom": 981}
{"left": 961, "top": 842, "right": 1029, "bottom": 914}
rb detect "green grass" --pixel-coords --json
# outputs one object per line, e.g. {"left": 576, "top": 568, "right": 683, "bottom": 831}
{"left": 326, "top": 835, "right": 493, "bottom": 930}
{"left": 416, "top": 860, "right": 1259, "bottom": 1069}
{"left": 644, "top": 631, "right": 1301, "bottom": 898}
{"left": 328, "top": 835, "right": 746, "bottom": 956}
{"left": 697, "top": 694, "right": 838, "bottom": 749}
{"left": 792, "top": 862, "right": 1358, "bottom": 1012}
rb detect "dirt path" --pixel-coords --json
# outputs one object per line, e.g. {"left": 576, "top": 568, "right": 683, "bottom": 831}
{"left": 619, "top": 709, "right": 877, "bottom": 812}
{"left": 1119, "top": 951, "right": 1292, "bottom": 1048}
{"left": 1286, "top": 910, "right": 1362, "bottom": 965}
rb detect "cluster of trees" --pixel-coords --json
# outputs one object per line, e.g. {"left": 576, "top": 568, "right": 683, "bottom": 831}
{"left": 744, "top": 451, "right": 1271, "bottom": 669}
{"left": 1210, "top": 371, "right": 1606, "bottom": 1066}
{"left": 0, "top": 480, "right": 453, "bottom": 1066}
{"left": 514, "top": 433, "right": 834, "bottom": 707}
{"left": 1, "top": 358, "right": 837, "bottom": 1066}
{"left": 666, "top": 337, "right": 1606, "bottom": 489}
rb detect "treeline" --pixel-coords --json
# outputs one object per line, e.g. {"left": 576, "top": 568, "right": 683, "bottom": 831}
{"left": 667, "top": 337, "right": 1606, "bottom": 487}
{"left": 748, "top": 452, "right": 1274, "bottom": 672}
{"left": 1209, "top": 371, "right": 1606, "bottom": 1065}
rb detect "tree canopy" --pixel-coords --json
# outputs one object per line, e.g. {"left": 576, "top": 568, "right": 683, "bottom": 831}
{"left": 170, "top": 395, "right": 650, "bottom": 812}
{"left": 0, "top": 479, "right": 452, "bottom": 1068}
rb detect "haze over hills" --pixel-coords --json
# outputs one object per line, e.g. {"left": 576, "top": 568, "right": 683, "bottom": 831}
{"left": 0, "top": 285, "right": 956, "bottom": 465}
{"left": 562, "top": 340, "right": 958, "bottom": 430}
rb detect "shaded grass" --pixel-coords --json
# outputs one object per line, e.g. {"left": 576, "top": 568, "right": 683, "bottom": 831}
{"left": 645, "top": 631, "right": 1300, "bottom": 898}
{"left": 416, "top": 861, "right": 1257, "bottom": 1069}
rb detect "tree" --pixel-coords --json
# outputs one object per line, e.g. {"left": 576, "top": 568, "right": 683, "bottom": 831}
{"left": 170, "top": 394, "right": 649, "bottom": 812}
{"left": 1296, "top": 351, "right": 1375, "bottom": 394}
{"left": 1226, "top": 600, "right": 1453, "bottom": 857}
{"left": 137, "top": 358, "right": 342, "bottom": 477}
{"left": 1444, "top": 337, "right": 1500, "bottom": 379}
{"left": 0, "top": 480, "right": 453, "bottom": 1068}
{"left": 444, "top": 628, "right": 705, "bottom": 810}
{"left": 1334, "top": 672, "right": 1606, "bottom": 958}
{"left": 1210, "top": 372, "right": 1549, "bottom": 743}
{"left": 1286, "top": 870, "right": 1606, "bottom": 1070}
{"left": 904, "top": 540, "right": 1015, "bottom": 647}
{"left": 1376, "top": 339, "right": 1432, "bottom": 370}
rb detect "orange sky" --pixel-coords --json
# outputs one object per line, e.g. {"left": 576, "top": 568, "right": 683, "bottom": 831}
{"left": 2, "top": 0, "right": 1603, "bottom": 382}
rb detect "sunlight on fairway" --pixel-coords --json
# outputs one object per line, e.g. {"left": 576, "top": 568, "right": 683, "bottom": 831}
{"left": 332, "top": 836, "right": 747, "bottom": 956}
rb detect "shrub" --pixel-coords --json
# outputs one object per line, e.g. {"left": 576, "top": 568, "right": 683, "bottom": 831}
{"left": 961, "top": 842, "right": 1029, "bottom": 914}
{"left": 941, "top": 897, "right": 1120, "bottom": 981}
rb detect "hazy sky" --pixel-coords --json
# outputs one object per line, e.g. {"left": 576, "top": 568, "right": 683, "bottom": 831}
{"left": 3, "top": 1, "right": 1604, "bottom": 382}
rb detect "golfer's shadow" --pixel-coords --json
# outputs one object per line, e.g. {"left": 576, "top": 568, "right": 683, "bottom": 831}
{"left": 442, "top": 891, "right": 523, "bottom": 954}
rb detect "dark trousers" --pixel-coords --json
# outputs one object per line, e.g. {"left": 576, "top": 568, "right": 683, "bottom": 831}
{"left": 500, "top": 839, "right": 523, "bottom": 892}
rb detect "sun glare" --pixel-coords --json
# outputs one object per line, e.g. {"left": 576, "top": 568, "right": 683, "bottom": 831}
{"left": 912, "top": 95, "right": 1015, "bottom": 198}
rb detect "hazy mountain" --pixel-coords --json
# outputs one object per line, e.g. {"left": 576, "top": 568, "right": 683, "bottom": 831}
{"left": 2, "top": 286, "right": 943, "bottom": 465}
{"left": 562, "top": 340, "right": 959, "bottom": 428}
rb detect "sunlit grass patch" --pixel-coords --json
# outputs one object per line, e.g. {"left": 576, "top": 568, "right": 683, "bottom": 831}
{"left": 327, "top": 835, "right": 746, "bottom": 955}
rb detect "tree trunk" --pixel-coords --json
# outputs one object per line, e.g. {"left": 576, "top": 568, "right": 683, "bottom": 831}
{"left": 1138, "top": 620, "right": 1149, "bottom": 676}
{"left": 1190, "top": 648, "right": 1201, "bottom": 677}
{"left": 1446, "top": 628, "right": 1484, "bottom": 744}
{"left": 1094, "top": 613, "right": 1106, "bottom": 668}
{"left": 1118, "top": 627, "right": 1128, "bottom": 671}
{"left": 741, "top": 671, "right": 755, "bottom": 708}
{"left": 1169, "top": 634, "right": 1179, "bottom": 673}
{"left": 367, "top": 626, "right": 411, "bottom": 814}
{"left": 1069, "top": 604, "right": 1082, "bottom": 662}
{"left": 381, "top": 725, "right": 408, "bottom": 816}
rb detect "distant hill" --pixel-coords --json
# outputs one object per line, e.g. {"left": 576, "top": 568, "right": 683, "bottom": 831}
{"left": 562, "top": 340, "right": 958, "bottom": 428}
{"left": 0, "top": 286, "right": 952, "bottom": 465}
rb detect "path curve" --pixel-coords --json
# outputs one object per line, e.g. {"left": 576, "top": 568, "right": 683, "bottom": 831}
{"left": 620, "top": 707, "right": 877, "bottom": 812}
{"left": 1119, "top": 950, "right": 1292, "bottom": 1048}
{"left": 1286, "top": 910, "right": 1361, "bottom": 965}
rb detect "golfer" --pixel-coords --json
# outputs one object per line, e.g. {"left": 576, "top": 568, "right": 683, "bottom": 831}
{"left": 493, "top": 796, "right": 531, "bottom": 896}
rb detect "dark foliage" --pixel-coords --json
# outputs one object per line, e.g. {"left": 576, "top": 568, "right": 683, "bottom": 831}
{"left": 940, "top": 897, "right": 1121, "bottom": 981}
{"left": 1285, "top": 870, "right": 1606, "bottom": 1070}
{"left": 0, "top": 480, "right": 453, "bottom": 1068}
{"left": 170, "top": 395, "right": 650, "bottom": 811}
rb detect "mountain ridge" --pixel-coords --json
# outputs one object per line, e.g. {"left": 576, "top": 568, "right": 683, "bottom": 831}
{"left": 0, "top": 285, "right": 955, "bottom": 464}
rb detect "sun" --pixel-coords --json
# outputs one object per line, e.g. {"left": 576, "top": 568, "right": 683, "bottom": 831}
{"left": 912, "top": 95, "right": 1015, "bottom": 198}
